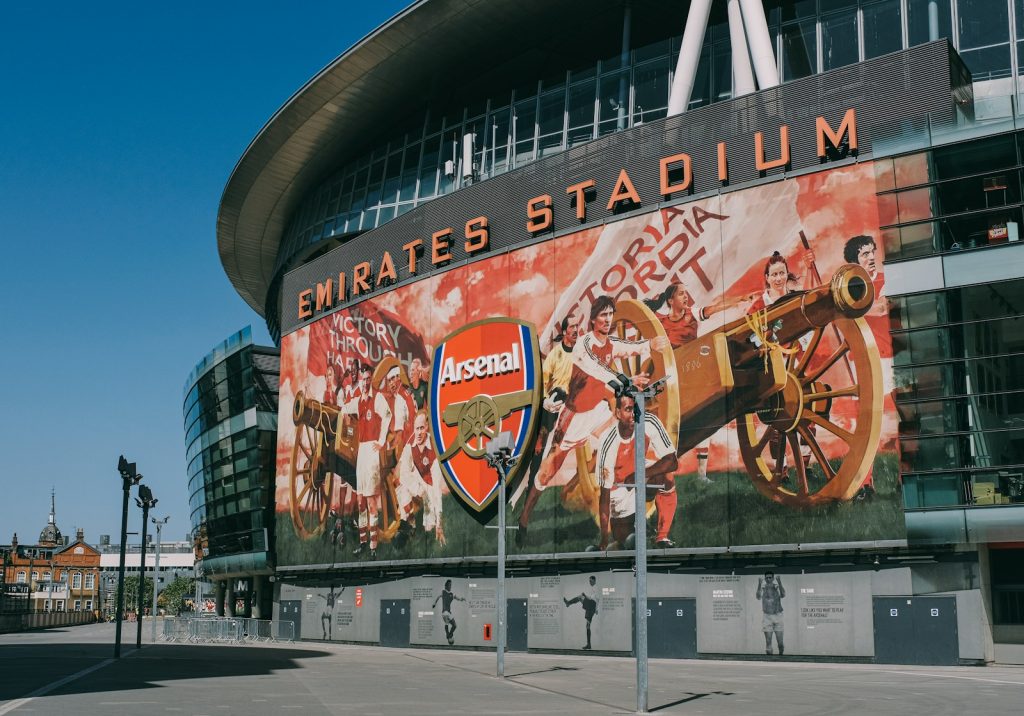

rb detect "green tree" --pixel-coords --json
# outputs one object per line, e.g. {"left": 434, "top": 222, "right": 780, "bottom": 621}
{"left": 115, "top": 575, "right": 154, "bottom": 615}
{"left": 158, "top": 575, "right": 196, "bottom": 615}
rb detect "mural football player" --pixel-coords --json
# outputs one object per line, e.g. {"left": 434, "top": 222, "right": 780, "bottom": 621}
{"left": 322, "top": 365, "right": 355, "bottom": 539}
{"left": 757, "top": 572, "right": 786, "bottom": 656}
{"left": 563, "top": 575, "right": 600, "bottom": 650}
{"left": 319, "top": 584, "right": 345, "bottom": 641}
{"left": 341, "top": 363, "right": 392, "bottom": 558}
{"left": 395, "top": 412, "right": 445, "bottom": 545}
{"left": 512, "top": 310, "right": 581, "bottom": 532}
{"left": 844, "top": 234, "right": 884, "bottom": 500}
{"left": 432, "top": 579, "right": 466, "bottom": 645}
{"left": 595, "top": 394, "right": 679, "bottom": 549}
{"left": 517, "top": 296, "right": 668, "bottom": 541}
{"left": 645, "top": 279, "right": 748, "bottom": 483}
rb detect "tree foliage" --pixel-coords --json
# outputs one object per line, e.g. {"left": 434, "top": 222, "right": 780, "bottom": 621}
{"left": 115, "top": 575, "right": 154, "bottom": 614}
{"left": 158, "top": 575, "right": 195, "bottom": 615}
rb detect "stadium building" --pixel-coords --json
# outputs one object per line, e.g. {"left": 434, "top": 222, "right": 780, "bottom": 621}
{"left": 215, "top": 0, "right": 1024, "bottom": 662}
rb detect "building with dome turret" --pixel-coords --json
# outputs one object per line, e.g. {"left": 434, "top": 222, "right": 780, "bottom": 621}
{"left": 1, "top": 493, "right": 101, "bottom": 615}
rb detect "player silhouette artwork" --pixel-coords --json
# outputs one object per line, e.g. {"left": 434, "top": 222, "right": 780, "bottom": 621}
{"left": 564, "top": 575, "right": 599, "bottom": 650}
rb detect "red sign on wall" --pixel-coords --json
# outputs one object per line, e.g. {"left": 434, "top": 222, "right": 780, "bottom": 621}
{"left": 355, "top": 587, "right": 363, "bottom": 608}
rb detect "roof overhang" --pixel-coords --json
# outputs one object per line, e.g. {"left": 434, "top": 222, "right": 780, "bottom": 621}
{"left": 216, "top": 0, "right": 672, "bottom": 315}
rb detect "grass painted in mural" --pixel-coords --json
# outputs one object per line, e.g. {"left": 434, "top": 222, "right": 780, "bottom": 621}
{"left": 274, "top": 453, "right": 901, "bottom": 566}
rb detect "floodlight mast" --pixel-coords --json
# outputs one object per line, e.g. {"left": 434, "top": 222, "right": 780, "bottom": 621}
{"left": 485, "top": 431, "right": 516, "bottom": 679}
{"left": 114, "top": 456, "right": 142, "bottom": 659}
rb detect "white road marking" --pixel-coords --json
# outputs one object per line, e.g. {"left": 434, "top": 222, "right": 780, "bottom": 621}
{"left": 885, "top": 670, "right": 1024, "bottom": 686}
{"left": 0, "top": 658, "right": 115, "bottom": 715}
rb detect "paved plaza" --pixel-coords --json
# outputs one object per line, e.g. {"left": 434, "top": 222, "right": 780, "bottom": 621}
{"left": 1, "top": 623, "right": 1022, "bottom": 715}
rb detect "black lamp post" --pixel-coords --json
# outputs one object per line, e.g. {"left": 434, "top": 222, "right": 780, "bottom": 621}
{"left": 135, "top": 484, "right": 157, "bottom": 648}
{"left": 115, "top": 455, "right": 142, "bottom": 658}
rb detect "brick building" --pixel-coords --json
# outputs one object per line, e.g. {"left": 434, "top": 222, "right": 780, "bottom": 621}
{"left": 0, "top": 495, "right": 101, "bottom": 613}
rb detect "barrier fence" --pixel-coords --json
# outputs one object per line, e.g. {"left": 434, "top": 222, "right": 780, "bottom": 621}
{"left": 160, "top": 617, "right": 295, "bottom": 644}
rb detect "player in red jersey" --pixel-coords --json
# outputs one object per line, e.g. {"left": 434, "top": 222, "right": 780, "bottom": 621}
{"left": 395, "top": 412, "right": 445, "bottom": 545}
{"left": 341, "top": 364, "right": 391, "bottom": 558}
{"left": 594, "top": 394, "right": 678, "bottom": 550}
{"left": 517, "top": 296, "right": 668, "bottom": 542}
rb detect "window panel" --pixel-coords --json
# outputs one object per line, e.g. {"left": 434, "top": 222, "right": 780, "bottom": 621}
{"left": 781, "top": 21, "right": 817, "bottom": 81}
{"left": 909, "top": 0, "right": 953, "bottom": 46}
{"left": 864, "top": 0, "right": 904, "bottom": 59}
{"left": 822, "top": 10, "right": 860, "bottom": 71}
{"left": 633, "top": 59, "right": 670, "bottom": 124}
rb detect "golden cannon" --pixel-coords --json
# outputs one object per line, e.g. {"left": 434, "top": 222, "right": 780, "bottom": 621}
{"left": 584, "top": 263, "right": 882, "bottom": 509}
{"left": 287, "top": 359, "right": 411, "bottom": 539}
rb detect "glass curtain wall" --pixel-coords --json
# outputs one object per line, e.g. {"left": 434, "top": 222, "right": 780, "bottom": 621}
{"left": 278, "top": 0, "right": 1018, "bottom": 267}
{"left": 891, "top": 277, "right": 1024, "bottom": 508}
{"left": 875, "top": 132, "right": 1024, "bottom": 260}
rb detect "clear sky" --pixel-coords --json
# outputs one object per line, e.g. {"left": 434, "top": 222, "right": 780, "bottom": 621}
{"left": 0, "top": 1, "right": 411, "bottom": 546}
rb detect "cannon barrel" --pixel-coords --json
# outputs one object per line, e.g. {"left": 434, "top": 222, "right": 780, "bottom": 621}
{"left": 292, "top": 390, "right": 340, "bottom": 440}
{"left": 723, "top": 263, "right": 874, "bottom": 365}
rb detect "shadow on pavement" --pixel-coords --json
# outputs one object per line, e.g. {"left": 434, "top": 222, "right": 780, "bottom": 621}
{"left": 0, "top": 642, "right": 330, "bottom": 701}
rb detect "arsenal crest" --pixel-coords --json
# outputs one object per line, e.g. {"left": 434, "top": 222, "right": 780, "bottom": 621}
{"left": 428, "top": 318, "right": 542, "bottom": 523}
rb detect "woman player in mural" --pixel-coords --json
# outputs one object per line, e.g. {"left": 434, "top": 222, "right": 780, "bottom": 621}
{"left": 644, "top": 279, "right": 750, "bottom": 485}
{"left": 564, "top": 575, "right": 600, "bottom": 650}
{"left": 432, "top": 579, "right": 466, "bottom": 645}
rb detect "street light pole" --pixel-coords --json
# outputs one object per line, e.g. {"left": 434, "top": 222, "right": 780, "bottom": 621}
{"left": 608, "top": 374, "right": 666, "bottom": 715}
{"left": 135, "top": 484, "right": 157, "bottom": 648}
{"left": 485, "top": 431, "right": 516, "bottom": 679}
{"left": 115, "top": 456, "right": 142, "bottom": 659}
{"left": 150, "top": 516, "right": 169, "bottom": 642}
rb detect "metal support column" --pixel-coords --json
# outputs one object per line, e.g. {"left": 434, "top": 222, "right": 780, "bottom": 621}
{"left": 668, "top": 0, "right": 714, "bottom": 115}
{"left": 728, "top": 0, "right": 756, "bottom": 96}
{"left": 739, "top": 0, "right": 780, "bottom": 89}
{"left": 486, "top": 432, "right": 517, "bottom": 679}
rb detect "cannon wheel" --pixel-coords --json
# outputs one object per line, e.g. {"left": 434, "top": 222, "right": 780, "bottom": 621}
{"left": 289, "top": 398, "right": 334, "bottom": 539}
{"left": 566, "top": 298, "right": 681, "bottom": 520}
{"left": 737, "top": 316, "right": 883, "bottom": 507}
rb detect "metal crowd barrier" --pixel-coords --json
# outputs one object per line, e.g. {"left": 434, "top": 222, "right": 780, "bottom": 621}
{"left": 158, "top": 616, "right": 294, "bottom": 645}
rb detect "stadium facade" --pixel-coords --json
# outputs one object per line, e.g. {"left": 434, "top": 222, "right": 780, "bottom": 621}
{"left": 215, "top": 0, "right": 1024, "bottom": 662}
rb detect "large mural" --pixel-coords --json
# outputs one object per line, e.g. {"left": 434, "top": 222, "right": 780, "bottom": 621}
{"left": 275, "top": 161, "right": 903, "bottom": 567}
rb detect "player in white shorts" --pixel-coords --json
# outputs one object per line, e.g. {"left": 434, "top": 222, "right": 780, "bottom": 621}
{"left": 341, "top": 364, "right": 391, "bottom": 557}
{"left": 594, "top": 393, "right": 677, "bottom": 549}
{"left": 395, "top": 412, "right": 445, "bottom": 545}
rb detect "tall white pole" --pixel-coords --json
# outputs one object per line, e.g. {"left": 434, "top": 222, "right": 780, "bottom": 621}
{"left": 150, "top": 517, "right": 168, "bottom": 642}
{"left": 739, "top": 0, "right": 780, "bottom": 89}
{"left": 667, "top": 0, "right": 714, "bottom": 116}
{"left": 728, "top": 0, "right": 756, "bottom": 96}
{"left": 617, "top": 2, "right": 632, "bottom": 130}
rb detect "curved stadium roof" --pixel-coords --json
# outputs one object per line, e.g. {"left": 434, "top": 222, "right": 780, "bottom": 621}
{"left": 216, "top": 0, "right": 674, "bottom": 316}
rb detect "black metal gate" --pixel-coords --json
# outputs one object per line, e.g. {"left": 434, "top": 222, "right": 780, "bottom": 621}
{"left": 507, "top": 599, "right": 528, "bottom": 652}
{"left": 873, "top": 596, "right": 959, "bottom": 665}
{"left": 279, "top": 600, "right": 302, "bottom": 640}
{"left": 380, "top": 598, "right": 411, "bottom": 647}
{"left": 632, "top": 598, "right": 697, "bottom": 659}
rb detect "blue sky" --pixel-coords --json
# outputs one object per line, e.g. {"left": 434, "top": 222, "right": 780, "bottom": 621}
{"left": 0, "top": 1, "right": 410, "bottom": 546}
